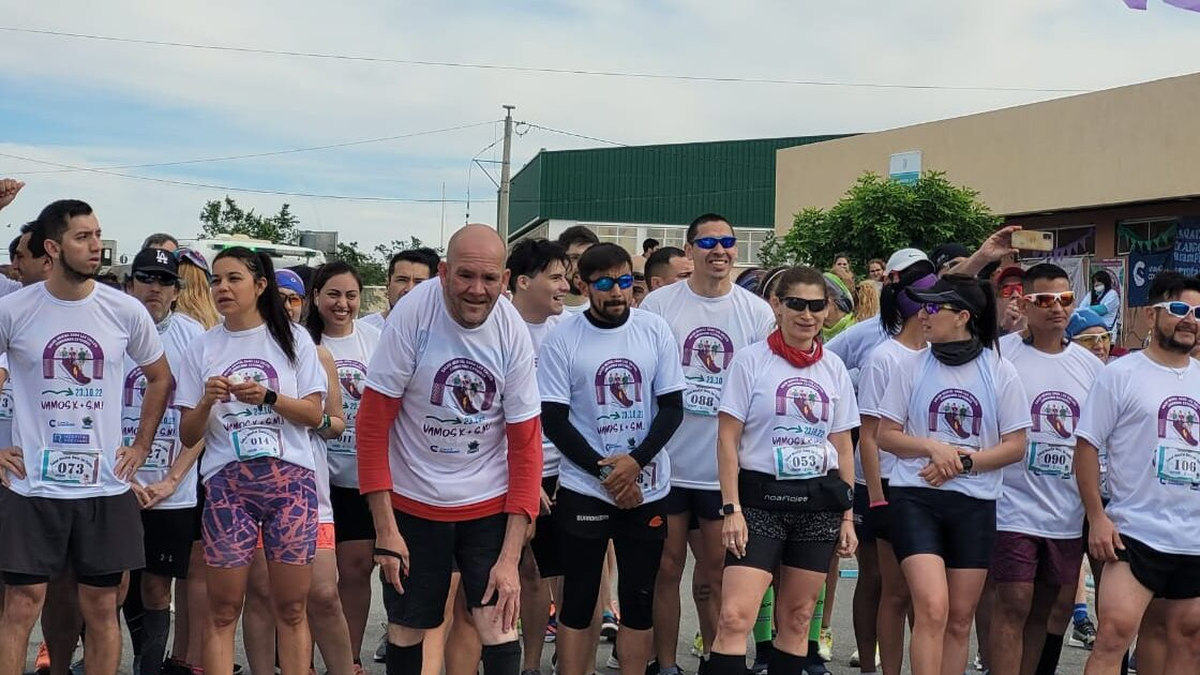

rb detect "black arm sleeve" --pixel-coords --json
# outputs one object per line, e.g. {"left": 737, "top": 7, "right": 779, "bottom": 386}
{"left": 630, "top": 391, "right": 684, "bottom": 468}
{"left": 541, "top": 401, "right": 606, "bottom": 478}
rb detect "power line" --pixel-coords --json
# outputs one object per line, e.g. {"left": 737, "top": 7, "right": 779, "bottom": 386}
{"left": 7, "top": 120, "right": 500, "bottom": 175}
{"left": 0, "top": 26, "right": 1091, "bottom": 94}
{"left": 0, "top": 151, "right": 479, "bottom": 203}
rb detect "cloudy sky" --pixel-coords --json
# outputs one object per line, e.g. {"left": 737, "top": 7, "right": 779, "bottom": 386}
{"left": 0, "top": 0, "right": 1196, "bottom": 257}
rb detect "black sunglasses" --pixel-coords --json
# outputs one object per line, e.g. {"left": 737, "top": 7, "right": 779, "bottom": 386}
{"left": 781, "top": 297, "right": 828, "bottom": 313}
{"left": 133, "top": 271, "right": 179, "bottom": 287}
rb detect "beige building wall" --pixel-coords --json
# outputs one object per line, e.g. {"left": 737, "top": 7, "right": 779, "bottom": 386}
{"left": 775, "top": 72, "right": 1200, "bottom": 234}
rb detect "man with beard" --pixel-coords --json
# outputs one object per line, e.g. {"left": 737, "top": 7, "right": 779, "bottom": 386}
{"left": 1075, "top": 271, "right": 1200, "bottom": 674}
{"left": 538, "top": 242, "right": 684, "bottom": 675}
{"left": 358, "top": 224, "right": 542, "bottom": 675}
{"left": 0, "top": 200, "right": 172, "bottom": 675}
{"left": 121, "top": 248, "right": 206, "bottom": 675}
{"left": 556, "top": 226, "right": 600, "bottom": 315}
{"left": 639, "top": 214, "right": 774, "bottom": 675}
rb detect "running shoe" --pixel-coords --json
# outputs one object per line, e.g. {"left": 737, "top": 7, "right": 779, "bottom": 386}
{"left": 973, "top": 653, "right": 984, "bottom": 671}
{"left": 817, "top": 628, "right": 833, "bottom": 662}
{"left": 601, "top": 611, "right": 619, "bottom": 643}
{"left": 522, "top": 669, "right": 542, "bottom": 675}
{"left": 749, "top": 658, "right": 769, "bottom": 675}
{"left": 545, "top": 615, "right": 558, "bottom": 643}
{"left": 801, "top": 659, "right": 830, "bottom": 675}
{"left": 34, "top": 643, "right": 50, "bottom": 675}
{"left": 606, "top": 653, "right": 620, "bottom": 670}
{"left": 69, "top": 659, "right": 85, "bottom": 675}
{"left": 374, "top": 634, "right": 388, "bottom": 663}
{"left": 1069, "top": 618, "right": 1097, "bottom": 649}
{"left": 690, "top": 631, "right": 704, "bottom": 657}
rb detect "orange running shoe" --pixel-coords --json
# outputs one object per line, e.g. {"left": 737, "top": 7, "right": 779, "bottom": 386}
{"left": 34, "top": 642, "right": 50, "bottom": 675}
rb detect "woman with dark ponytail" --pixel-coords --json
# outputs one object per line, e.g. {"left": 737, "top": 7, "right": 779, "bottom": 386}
{"left": 176, "top": 246, "right": 328, "bottom": 675}
{"left": 872, "top": 273, "right": 1031, "bottom": 675}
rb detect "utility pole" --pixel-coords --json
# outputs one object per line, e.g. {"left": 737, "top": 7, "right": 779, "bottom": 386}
{"left": 497, "top": 104, "right": 515, "bottom": 244}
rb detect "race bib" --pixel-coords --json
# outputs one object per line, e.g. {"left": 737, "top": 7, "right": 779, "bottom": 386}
{"left": 1027, "top": 441, "right": 1073, "bottom": 478}
{"left": 636, "top": 461, "right": 661, "bottom": 492}
{"left": 683, "top": 384, "right": 720, "bottom": 417}
{"left": 139, "top": 438, "right": 177, "bottom": 471}
{"left": 0, "top": 390, "right": 13, "bottom": 421}
{"left": 1156, "top": 444, "right": 1200, "bottom": 486}
{"left": 41, "top": 448, "right": 101, "bottom": 487}
{"left": 328, "top": 429, "right": 357, "bottom": 455}
{"left": 774, "top": 444, "right": 828, "bottom": 480}
{"left": 232, "top": 427, "right": 283, "bottom": 461}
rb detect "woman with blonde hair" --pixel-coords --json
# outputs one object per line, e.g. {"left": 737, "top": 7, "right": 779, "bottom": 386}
{"left": 854, "top": 280, "right": 880, "bottom": 322}
{"left": 176, "top": 248, "right": 220, "bottom": 329}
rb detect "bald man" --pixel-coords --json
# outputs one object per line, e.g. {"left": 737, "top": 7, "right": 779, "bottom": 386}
{"left": 357, "top": 224, "right": 544, "bottom": 675}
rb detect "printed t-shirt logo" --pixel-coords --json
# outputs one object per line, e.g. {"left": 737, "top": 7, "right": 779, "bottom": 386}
{"left": 221, "top": 358, "right": 281, "bottom": 391}
{"left": 42, "top": 332, "right": 105, "bottom": 384}
{"left": 594, "top": 358, "right": 643, "bottom": 408}
{"left": 1155, "top": 396, "right": 1200, "bottom": 487}
{"left": 682, "top": 327, "right": 734, "bottom": 374}
{"left": 123, "top": 367, "right": 177, "bottom": 407}
{"left": 927, "top": 388, "right": 983, "bottom": 440}
{"left": 336, "top": 359, "right": 367, "bottom": 401}
{"left": 1030, "top": 391, "right": 1080, "bottom": 439}
{"left": 431, "top": 358, "right": 498, "bottom": 415}
{"left": 774, "top": 377, "right": 830, "bottom": 424}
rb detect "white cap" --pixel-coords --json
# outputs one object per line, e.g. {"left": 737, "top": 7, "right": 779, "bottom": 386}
{"left": 884, "top": 248, "right": 929, "bottom": 275}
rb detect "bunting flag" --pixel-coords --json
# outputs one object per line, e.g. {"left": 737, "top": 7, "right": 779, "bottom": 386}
{"left": 1047, "top": 229, "right": 1094, "bottom": 259}
{"left": 1123, "top": 0, "right": 1200, "bottom": 10}
{"left": 1118, "top": 223, "right": 1177, "bottom": 253}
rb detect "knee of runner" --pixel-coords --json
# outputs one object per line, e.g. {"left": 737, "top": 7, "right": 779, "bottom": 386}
{"left": 307, "top": 579, "right": 343, "bottom": 614}
{"left": 943, "top": 610, "right": 975, "bottom": 639}
{"left": 209, "top": 601, "right": 243, "bottom": 628}
{"left": 273, "top": 597, "right": 308, "bottom": 626}
{"left": 716, "top": 601, "right": 758, "bottom": 637}
{"left": 911, "top": 594, "right": 949, "bottom": 628}
{"left": 0, "top": 585, "right": 45, "bottom": 623}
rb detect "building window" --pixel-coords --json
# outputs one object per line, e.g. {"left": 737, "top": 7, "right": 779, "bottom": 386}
{"left": 734, "top": 228, "right": 770, "bottom": 266}
{"left": 644, "top": 226, "right": 687, "bottom": 251}
{"left": 1117, "top": 218, "right": 1177, "bottom": 254}
{"left": 594, "top": 225, "right": 640, "bottom": 255}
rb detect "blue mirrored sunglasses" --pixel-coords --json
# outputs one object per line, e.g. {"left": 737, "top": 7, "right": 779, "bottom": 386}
{"left": 590, "top": 274, "right": 635, "bottom": 292}
{"left": 693, "top": 236, "right": 737, "bottom": 250}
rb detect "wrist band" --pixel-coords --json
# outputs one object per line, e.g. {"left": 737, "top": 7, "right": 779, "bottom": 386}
{"left": 869, "top": 500, "right": 889, "bottom": 508}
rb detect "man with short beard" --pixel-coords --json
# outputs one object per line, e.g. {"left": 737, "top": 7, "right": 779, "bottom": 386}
{"left": 0, "top": 200, "right": 172, "bottom": 675}
{"left": 1075, "top": 271, "right": 1200, "bottom": 674}
{"left": 556, "top": 226, "right": 600, "bottom": 315}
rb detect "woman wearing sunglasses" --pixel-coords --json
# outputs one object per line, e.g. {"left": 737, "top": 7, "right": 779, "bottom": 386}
{"left": 176, "top": 247, "right": 328, "bottom": 675}
{"left": 854, "top": 256, "right": 937, "bottom": 675}
{"left": 277, "top": 269, "right": 307, "bottom": 323}
{"left": 707, "top": 266, "right": 859, "bottom": 675}
{"left": 874, "top": 274, "right": 1031, "bottom": 675}
{"left": 1068, "top": 309, "right": 1114, "bottom": 363}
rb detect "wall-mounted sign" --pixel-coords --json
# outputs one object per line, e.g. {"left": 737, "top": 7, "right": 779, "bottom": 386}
{"left": 889, "top": 151, "right": 922, "bottom": 185}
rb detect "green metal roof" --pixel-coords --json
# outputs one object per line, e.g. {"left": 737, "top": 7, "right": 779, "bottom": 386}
{"left": 509, "top": 135, "right": 851, "bottom": 237}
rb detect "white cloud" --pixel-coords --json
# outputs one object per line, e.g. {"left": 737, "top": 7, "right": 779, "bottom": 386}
{"left": 1, "top": 0, "right": 1196, "bottom": 252}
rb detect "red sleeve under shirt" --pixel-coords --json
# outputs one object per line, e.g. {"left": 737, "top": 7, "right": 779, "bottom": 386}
{"left": 357, "top": 387, "right": 543, "bottom": 522}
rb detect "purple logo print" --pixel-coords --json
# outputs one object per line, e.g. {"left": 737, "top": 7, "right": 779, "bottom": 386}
{"left": 1030, "top": 391, "right": 1080, "bottom": 439}
{"left": 42, "top": 332, "right": 105, "bottom": 384}
{"left": 594, "top": 358, "right": 644, "bottom": 408}
{"left": 222, "top": 358, "right": 281, "bottom": 392}
{"left": 682, "top": 327, "right": 735, "bottom": 374}
{"left": 1157, "top": 396, "right": 1200, "bottom": 447}
{"left": 927, "top": 389, "right": 983, "bottom": 440}
{"left": 336, "top": 359, "right": 367, "bottom": 402}
{"left": 774, "top": 377, "right": 830, "bottom": 423}
{"left": 430, "top": 358, "right": 498, "bottom": 415}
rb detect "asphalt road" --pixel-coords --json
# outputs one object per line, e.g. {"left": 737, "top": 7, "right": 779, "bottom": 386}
{"left": 22, "top": 557, "right": 1093, "bottom": 675}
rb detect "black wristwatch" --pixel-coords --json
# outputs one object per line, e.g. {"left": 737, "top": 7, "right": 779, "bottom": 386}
{"left": 959, "top": 453, "right": 974, "bottom": 473}
{"left": 721, "top": 503, "right": 741, "bottom": 516}
{"left": 263, "top": 389, "right": 278, "bottom": 407}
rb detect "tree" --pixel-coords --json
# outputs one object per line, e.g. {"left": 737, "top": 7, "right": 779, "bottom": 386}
{"left": 333, "top": 236, "right": 446, "bottom": 287}
{"left": 199, "top": 196, "right": 300, "bottom": 244}
{"left": 759, "top": 171, "right": 1001, "bottom": 271}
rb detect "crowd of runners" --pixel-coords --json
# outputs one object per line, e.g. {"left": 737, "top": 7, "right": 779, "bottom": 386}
{"left": 0, "top": 177, "right": 1195, "bottom": 675}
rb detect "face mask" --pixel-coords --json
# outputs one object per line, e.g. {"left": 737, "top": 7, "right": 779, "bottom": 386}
{"left": 1093, "top": 283, "right": 1105, "bottom": 294}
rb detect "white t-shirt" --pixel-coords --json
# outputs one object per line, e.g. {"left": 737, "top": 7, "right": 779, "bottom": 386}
{"left": 1075, "top": 351, "right": 1200, "bottom": 555}
{"left": 856, "top": 339, "right": 927, "bottom": 484}
{"left": 364, "top": 278, "right": 541, "bottom": 508}
{"left": 312, "top": 432, "right": 334, "bottom": 524}
{"left": 124, "top": 312, "right": 205, "bottom": 510}
{"left": 826, "top": 318, "right": 890, "bottom": 374}
{"left": 176, "top": 322, "right": 327, "bottom": 482}
{"left": 718, "top": 342, "right": 859, "bottom": 478}
{"left": 359, "top": 312, "right": 386, "bottom": 331}
{"left": 322, "top": 322, "right": 382, "bottom": 489}
{"left": 538, "top": 310, "right": 686, "bottom": 505}
{"left": 562, "top": 300, "right": 588, "bottom": 315}
{"left": 639, "top": 281, "right": 775, "bottom": 490}
{"left": 525, "top": 313, "right": 564, "bottom": 477}
{"left": 0, "top": 283, "right": 164, "bottom": 498}
{"left": 0, "top": 354, "right": 12, "bottom": 449}
{"left": 995, "top": 334, "right": 1103, "bottom": 538}
{"left": 0, "top": 276, "right": 21, "bottom": 299}
{"left": 877, "top": 349, "right": 1032, "bottom": 500}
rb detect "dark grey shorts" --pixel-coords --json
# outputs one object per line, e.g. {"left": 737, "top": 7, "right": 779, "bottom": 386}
{"left": 0, "top": 487, "right": 144, "bottom": 584}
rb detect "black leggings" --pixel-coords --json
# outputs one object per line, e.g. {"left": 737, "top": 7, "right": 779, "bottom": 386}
{"left": 557, "top": 530, "right": 664, "bottom": 631}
